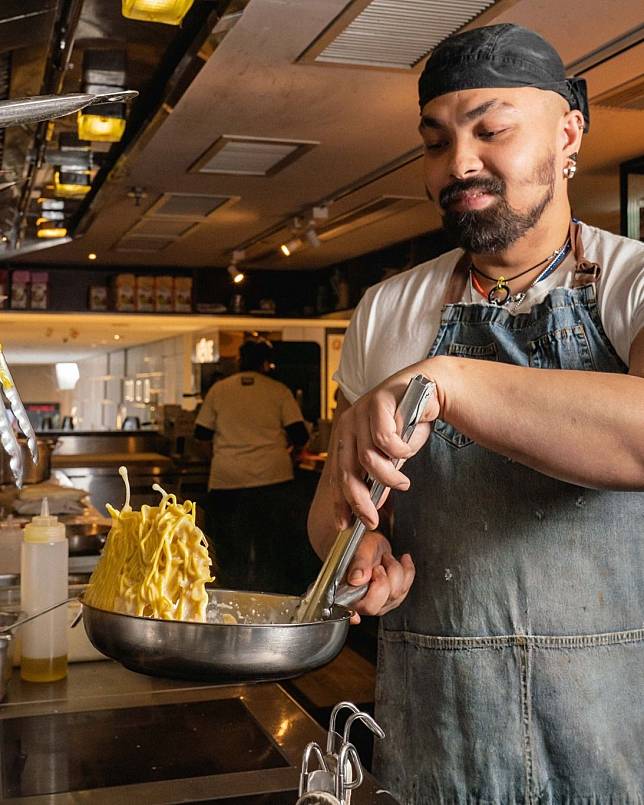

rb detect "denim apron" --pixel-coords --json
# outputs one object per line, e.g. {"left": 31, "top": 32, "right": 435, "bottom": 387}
{"left": 373, "top": 225, "right": 644, "bottom": 804}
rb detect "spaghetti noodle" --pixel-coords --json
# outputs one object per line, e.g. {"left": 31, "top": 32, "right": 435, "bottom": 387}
{"left": 85, "top": 467, "right": 213, "bottom": 621}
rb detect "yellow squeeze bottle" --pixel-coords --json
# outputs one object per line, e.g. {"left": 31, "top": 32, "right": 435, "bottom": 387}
{"left": 20, "top": 498, "right": 68, "bottom": 682}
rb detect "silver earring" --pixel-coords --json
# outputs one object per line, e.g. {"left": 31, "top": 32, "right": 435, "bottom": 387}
{"left": 563, "top": 153, "right": 578, "bottom": 179}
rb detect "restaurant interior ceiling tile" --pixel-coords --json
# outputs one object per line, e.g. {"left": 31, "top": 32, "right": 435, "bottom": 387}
{"left": 113, "top": 235, "right": 176, "bottom": 253}
{"left": 145, "top": 193, "right": 239, "bottom": 219}
{"left": 127, "top": 217, "right": 197, "bottom": 238}
{"left": 191, "top": 135, "right": 318, "bottom": 176}
{"left": 300, "top": 0, "right": 497, "bottom": 69}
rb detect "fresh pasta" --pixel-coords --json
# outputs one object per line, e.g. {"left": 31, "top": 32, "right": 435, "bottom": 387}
{"left": 85, "top": 467, "right": 214, "bottom": 621}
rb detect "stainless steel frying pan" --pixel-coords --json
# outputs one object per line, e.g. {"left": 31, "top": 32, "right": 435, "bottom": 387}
{"left": 81, "top": 588, "right": 354, "bottom": 682}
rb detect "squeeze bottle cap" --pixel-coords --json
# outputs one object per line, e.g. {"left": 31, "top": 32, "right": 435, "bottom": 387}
{"left": 23, "top": 497, "right": 66, "bottom": 543}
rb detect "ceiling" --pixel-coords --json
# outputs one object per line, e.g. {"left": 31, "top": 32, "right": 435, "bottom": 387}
{"left": 2, "top": 0, "right": 642, "bottom": 274}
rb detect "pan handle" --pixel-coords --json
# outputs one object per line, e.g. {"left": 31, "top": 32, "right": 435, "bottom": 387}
{"left": 332, "top": 582, "right": 369, "bottom": 609}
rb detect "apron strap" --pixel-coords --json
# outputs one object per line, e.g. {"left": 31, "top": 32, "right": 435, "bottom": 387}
{"left": 441, "top": 220, "right": 601, "bottom": 306}
{"left": 570, "top": 219, "right": 601, "bottom": 286}
{"left": 443, "top": 252, "right": 470, "bottom": 306}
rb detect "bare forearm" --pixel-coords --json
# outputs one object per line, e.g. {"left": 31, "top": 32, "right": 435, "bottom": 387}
{"left": 307, "top": 465, "right": 338, "bottom": 559}
{"left": 429, "top": 356, "right": 644, "bottom": 489}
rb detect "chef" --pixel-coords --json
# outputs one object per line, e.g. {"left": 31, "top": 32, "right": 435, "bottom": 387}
{"left": 308, "top": 24, "right": 644, "bottom": 802}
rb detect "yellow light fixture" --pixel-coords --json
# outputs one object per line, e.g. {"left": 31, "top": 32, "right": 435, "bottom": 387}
{"left": 121, "top": 0, "right": 194, "bottom": 25}
{"left": 37, "top": 226, "right": 68, "bottom": 239}
{"left": 88, "top": 253, "right": 97, "bottom": 261}
{"left": 54, "top": 170, "right": 91, "bottom": 198}
{"left": 77, "top": 112, "right": 126, "bottom": 143}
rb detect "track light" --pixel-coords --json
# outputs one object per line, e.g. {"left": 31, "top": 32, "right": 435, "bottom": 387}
{"left": 228, "top": 264, "right": 244, "bottom": 284}
{"left": 280, "top": 237, "right": 302, "bottom": 257}
{"left": 227, "top": 250, "right": 245, "bottom": 283}
{"left": 304, "top": 227, "right": 321, "bottom": 249}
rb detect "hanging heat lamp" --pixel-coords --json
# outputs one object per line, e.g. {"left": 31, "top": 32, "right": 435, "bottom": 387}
{"left": 77, "top": 50, "right": 128, "bottom": 143}
{"left": 122, "top": 0, "right": 194, "bottom": 26}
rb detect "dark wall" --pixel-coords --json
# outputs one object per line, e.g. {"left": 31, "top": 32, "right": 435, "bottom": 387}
{"left": 5, "top": 226, "right": 453, "bottom": 316}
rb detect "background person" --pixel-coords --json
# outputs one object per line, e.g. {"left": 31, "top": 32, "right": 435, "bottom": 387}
{"left": 196, "top": 338, "right": 309, "bottom": 593}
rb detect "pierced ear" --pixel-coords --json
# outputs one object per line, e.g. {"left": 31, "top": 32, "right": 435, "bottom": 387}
{"left": 562, "top": 110, "right": 584, "bottom": 153}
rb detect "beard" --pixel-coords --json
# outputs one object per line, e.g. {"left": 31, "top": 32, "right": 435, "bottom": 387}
{"left": 438, "top": 154, "right": 556, "bottom": 254}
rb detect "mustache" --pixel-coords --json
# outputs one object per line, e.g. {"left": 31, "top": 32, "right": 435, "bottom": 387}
{"left": 439, "top": 177, "right": 505, "bottom": 210}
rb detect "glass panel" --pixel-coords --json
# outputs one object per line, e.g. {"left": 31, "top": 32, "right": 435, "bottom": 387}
{"left": 0, "top": 698, "right": 288, "bottom": 798}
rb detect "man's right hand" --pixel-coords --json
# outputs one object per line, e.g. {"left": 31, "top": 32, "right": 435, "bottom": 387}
{"left": 345, "top": 531, "right": 415, "bottom": 624}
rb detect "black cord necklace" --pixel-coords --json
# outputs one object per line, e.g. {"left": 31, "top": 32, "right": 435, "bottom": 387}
{"left": 471, "top": 238, "right": 570, "bottom": 306}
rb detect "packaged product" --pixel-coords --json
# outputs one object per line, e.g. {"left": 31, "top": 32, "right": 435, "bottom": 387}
{"left": 136, "top": 275, "right": 155, "bottom": 312}
{"left": 10, "top": 271, "right": 30, "bottom": 309}
{"left": 30, "top": 272, "right": 49, "bottom": 310}
{"left": 154, "top": 276, "right": 174, "bottom": 312}
{"left": 89, "top": 285, "right": 109, "bottom": 311}
{"left": 174, "top": 276, "right": 192, "bottom": 312}
{"left": 113, "top": 274, "right": 136, "bottom": 312}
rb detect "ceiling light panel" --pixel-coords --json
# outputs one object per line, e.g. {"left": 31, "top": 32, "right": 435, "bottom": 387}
{"left": 191, "top": 136, "right": 318, "bottom": 176}
{"left": 306, "top": 0, "right": 496, "bottom": 69}
{"left": 146, "top": 193, "right": 238, "bottom": 219}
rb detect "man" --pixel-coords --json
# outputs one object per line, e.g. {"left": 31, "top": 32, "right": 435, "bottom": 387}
{"left": 196, "top": 338, "right": 309, "bottom": 592}
{"left": 308, "top": 24, "right": 644, "bottom": 803}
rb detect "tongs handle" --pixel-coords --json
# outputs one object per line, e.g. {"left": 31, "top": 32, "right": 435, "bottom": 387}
{"left": 294, "top": 374, "right": 435, "bottom": 622}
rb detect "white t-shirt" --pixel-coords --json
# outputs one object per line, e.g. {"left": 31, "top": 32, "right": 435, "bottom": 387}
{"left": 196, "top": 372, "right": 303, "bottom": 490}
{"left": 335, "top": 222, "right": 644, "bottom": 403}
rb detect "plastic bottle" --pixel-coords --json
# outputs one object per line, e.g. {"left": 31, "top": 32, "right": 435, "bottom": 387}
{"left": 20, "top": 498, "right": 68, "bottom": 682}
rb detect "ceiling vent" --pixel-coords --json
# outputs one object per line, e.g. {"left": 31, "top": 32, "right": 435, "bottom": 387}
{"left": 127, "top": 217, "right": 197, "bottom": 238}
{"left": 318, "top": 195, "right": 427, "bottom": 241}
{"left": 113, "top": 235, "right": 176, "bottom": 253}
{"left": 146, "top": 193, "right": 239, "bottom": 219}
{"left": 190, "top": 135, "right": 318, "bottom": 176}
{"left": 299, "top": 0, "right": 497, "bottom": 70}
{"left": 593, "top": 75, "right": 644, "bottom": 111}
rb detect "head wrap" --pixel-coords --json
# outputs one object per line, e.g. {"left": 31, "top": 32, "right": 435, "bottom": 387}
{"left": 418, "top": 24, "right": 589, "bottom": 132}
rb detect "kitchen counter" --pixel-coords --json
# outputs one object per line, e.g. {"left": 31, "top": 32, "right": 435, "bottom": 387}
{"left": 0, "top": 660, "right": 394, "bottom": 803}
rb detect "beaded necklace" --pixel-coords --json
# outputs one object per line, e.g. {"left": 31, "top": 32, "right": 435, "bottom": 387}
{"left": 469, "top": 237, "right": 572, "bottom": 309}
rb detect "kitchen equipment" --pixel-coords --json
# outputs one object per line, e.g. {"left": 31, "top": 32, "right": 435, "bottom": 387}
{"left": 294, "top": 374, "right": 435, "bottom": 623}
{"left": 0, "top": 436, "right": 57, "bottom": 485}
{"left": 66, "top": 522, "right": 109, "bottom": 556}
{"left": 0, "top": 346, "right": 39, "bottom": 487}
{"left": 297, "top": 702, "right": 386, "bottom": 805}
{"left": 0, "top": 611, "right": 20, "bottom": 701}
{"left": 80, "top": 588, "right": 353, "bottom": 682}
{"left": 0, "top": 90, "right": 138, "bottom": 128}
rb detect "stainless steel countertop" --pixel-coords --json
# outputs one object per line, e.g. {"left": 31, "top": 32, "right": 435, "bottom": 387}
{"left": 0, "top": 661, "right": 393, "bottom": 804}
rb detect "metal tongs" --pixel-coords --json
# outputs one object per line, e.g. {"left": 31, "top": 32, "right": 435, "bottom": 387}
{"left": 297, "top": 702, "right": 385, "bottom": 805}
{"left": 0, "top": 90, "right": 138, "bottom": 128}
{"left": 294, "top": 374, "right": 435, "bottom": 623}
{"left": 0, "top": 344, "right": 39, "bottom": 487}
